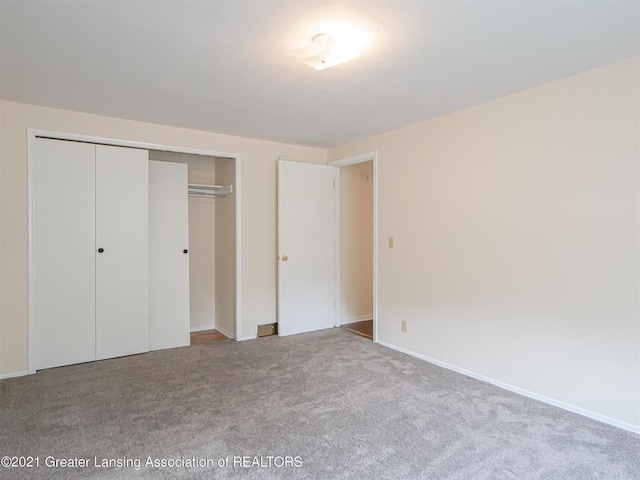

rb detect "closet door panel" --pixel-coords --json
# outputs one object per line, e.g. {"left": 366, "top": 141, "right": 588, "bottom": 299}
{"left": 35, "top": 139, "right": 96, "bottom": 369}
{"left": 95, "top": 145, "right": 149, "bottom": 360}
{"left": 148, "top": 161, "right": 191, "bottom": 350}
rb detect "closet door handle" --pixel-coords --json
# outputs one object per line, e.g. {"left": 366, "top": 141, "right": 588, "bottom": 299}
{"left": 183, "top": 249, "right": 188, "bottom": 254}
{"left": 97, "top": 248, "right": 105, "bottom": 253}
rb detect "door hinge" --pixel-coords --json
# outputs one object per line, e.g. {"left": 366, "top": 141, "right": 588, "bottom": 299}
{"left": 333, "top": 300, "right": 336, "bottom": 308}
{"left": 333, "top": 180, "right": 335, "bottom": 189}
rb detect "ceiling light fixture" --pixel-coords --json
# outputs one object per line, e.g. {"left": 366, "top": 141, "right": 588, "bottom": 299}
{"left": 291, "top": 24, "right": 369, "bottom": 71}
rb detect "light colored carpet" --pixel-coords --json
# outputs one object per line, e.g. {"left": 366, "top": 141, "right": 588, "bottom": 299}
{"left": 1, "top": 328, "right": 638, "bottom": 479}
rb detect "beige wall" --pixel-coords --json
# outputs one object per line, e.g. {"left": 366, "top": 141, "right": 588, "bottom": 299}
{"left": 329, "top": 56, "right": 640, "bottom": 429}
{"left": 215, "top": 157, "right": 236, "bottom": 337}
{"left": 340, "top": 161, "right": 373, "bottom": 322}
{"left": 0, "top": 100, "right": 326, "bottom": 375}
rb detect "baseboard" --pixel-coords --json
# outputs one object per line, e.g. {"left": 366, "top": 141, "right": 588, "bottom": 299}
{"left": 0, "top": 370, "right": 29, "bottom": 380}
{"left": 190, "top": 325, "right": 215, "bottom": 333}
{"left": 236, "top": 335, "right": 257, "bottom": 342}
{"left": 377, "top": 340, "right": 640, "bottom": 436}
{"left": 215, "top": 325, "right": 235, "bottom": 339}
{"left": 344, "top": 314, "right": 373, "bottom": 324}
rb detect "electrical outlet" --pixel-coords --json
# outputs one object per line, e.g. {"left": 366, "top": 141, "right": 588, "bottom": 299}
{"left": 388, "top": 237, "right": 395, "bottom": 249}
{"left": 401, "top": 320, "right": 407, "bottom": 333}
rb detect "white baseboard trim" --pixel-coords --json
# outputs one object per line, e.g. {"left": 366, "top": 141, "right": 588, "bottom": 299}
{"left": 236, "top": 335, "right": 257, "bottom": 342}
{"left": 0, "top": 370, "right": 29, "bottom": 380}
{"left": 215, "top": 325, "right": 235, "bottom": 339}
{"left": 344, "top": 314, "right": 373, "bottom": 324}
{"left": 377, "top": 340, "right": 640, "bottom": 436}
{"left": 190, "top": 325, "right": 215, "bottom": 333}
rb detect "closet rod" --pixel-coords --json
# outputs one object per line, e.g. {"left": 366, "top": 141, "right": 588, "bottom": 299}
{"left": 188, "top": 184, "right": 233, "bottom": 198}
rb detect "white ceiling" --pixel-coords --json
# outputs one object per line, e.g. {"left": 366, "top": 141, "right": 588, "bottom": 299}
{"left": 0, "top": 1, "right": 638, "bottom": 147}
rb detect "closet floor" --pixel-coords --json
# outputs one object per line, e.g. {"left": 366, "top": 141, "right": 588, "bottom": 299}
{"left": 190, "top": 329, "right": 230, "bottom": 345}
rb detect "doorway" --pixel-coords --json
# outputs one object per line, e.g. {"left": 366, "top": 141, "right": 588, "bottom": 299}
{"left": 331, "top": 152, "right": 378, "bottom": 342}
{"left": 275, "top": 154, "right": 378, "bottom": 340}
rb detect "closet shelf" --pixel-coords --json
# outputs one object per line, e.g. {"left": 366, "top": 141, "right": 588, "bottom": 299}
{"left": 188, "top": 184, "right": 233, "bottom": 198}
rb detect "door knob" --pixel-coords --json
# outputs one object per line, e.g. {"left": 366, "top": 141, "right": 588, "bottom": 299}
{"left": 97, "top": 248, "right": 104, "bottom": 253}
{"left": 281, "top": 255, "right": 288, "bottom": 262}
{"left": 183, "top": 249, "right": 188, "bottom": 254}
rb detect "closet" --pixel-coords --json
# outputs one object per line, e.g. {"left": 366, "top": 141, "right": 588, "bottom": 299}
{"left": 147, "top": 151, "right": 236, "bottom": 340}
{"left": 34, "top": 138, "right": 191, "bottom": 370}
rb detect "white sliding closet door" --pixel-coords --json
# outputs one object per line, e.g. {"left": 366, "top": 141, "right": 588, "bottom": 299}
{"left": 95, "top": 145, "right": 149, "bottom": 360}
{"left": 35, "top": 139, "right": 97, "bottom": 370}
{"left": 148, "top": 161, "right": 190, "bottom": 350}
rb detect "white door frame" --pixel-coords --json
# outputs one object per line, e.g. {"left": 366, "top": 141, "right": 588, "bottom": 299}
{"left": 330, "top": 151, "right": 378, "bottom": 343}
{"left": 27, "top": 128, "right": 243, "bottom": 374}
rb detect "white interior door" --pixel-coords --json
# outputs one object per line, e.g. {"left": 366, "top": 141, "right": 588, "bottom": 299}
{"left": 95, "top": 145, "right": 149, "bottom": 360}
{"left": 278, "top": 160, "right": 336, "bottom": 336}
{"left": 35, "top": 139, "right": 96, "bottom": 369}
{"left": 148, "top": 161, "right": 190, "bottom": 350}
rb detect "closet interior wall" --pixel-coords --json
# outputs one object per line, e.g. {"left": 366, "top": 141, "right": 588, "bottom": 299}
{"left": 214, "top": 157, "right": 236, "bottom": 339}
